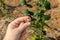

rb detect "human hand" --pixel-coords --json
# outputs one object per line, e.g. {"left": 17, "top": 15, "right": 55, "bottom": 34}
{"left": 3, "top": 16, "right": 31, "bottom": 40}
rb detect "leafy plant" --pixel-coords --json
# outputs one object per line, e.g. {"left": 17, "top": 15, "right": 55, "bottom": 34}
{"left": 21, "top": 0, "right": 51, "bottom": 40}
{"left": 40, "top": 0, "right": 51, "bottom": 10}
{"left": 20, "top": 0, "right": 32, "bottom": 8}
{"left": 0, "top": 0, "right": 5, "bottom": 8}
{"left": 1, "top": 9, "right": 7, "bottom": 16}
{"left": 0, "top": 0, "right": 7, "bottom": 16}
{"left": 20, "top": 0, "right": 26, "bottom": 6}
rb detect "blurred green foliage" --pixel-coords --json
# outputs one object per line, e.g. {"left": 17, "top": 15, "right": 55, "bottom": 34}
{"left": 21, "top": 0, "right": 51, "bottom": 40}
{"left": 0, "top": 0, "right": 7, "bottom": 16}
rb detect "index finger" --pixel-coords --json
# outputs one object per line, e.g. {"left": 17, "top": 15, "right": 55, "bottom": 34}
{"left": 11, "top": 16, "right": 31, "bottom": 25}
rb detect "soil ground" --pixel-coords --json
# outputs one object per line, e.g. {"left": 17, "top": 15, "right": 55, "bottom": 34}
{"left": 0, "top": 0, "right": 60, "bottom": 40}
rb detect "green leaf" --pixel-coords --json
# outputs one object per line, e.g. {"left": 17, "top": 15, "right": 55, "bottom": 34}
{"left": 40, "top": 0, "right": 45, "bottom": 4}
{"left": 23, "top": 9, "right": 30, "bottom": 16}
{"left": 20, "top": 0, "right": 26, "bottom": 6}
{"left": 35, "top": 19, "right": 39, "bottom": 24}
{"left": 40, "top": 0, "right": 51, "bottom": 9}
{"left": 40, "top": 0, "right": 46, "bottom": 7}
{"left": 41, "top": 15, "right": 51, "bottom": 21}
{"left": 44, "top": 15, "right": 51, "bottom": 20}
{"left": 2, "top": 9, "right": 6, "bottom": 16}
{"left": 34, "top": 9, "right": 41, "bottom": 16}
{"left": 32, "top": 35, "right": 36, "bottom": 40}
{"left": 0, "top": 0, "right": 5, "bottom": 8}
{"left": 39, "top": 10, "right": 45, "bottom": 17}
{"left": 45, "top": 2, "right": 51, "bottom": 10}
{"left": 23, "top": 9, "right": 33, "bottom": 16}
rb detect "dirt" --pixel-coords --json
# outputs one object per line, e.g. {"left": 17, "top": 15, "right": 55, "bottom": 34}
{"left": 0, "top": 0, "right": 60, "bottom": 40}
{"left": 4, "top": 0, "right": 22, "bottom": 6}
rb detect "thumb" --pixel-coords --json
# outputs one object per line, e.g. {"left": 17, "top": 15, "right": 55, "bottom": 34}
{"left": 18, "top": 22, "right": 31, "bottom": 32}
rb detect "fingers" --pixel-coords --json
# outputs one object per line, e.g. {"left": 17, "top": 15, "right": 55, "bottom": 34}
{"left": 9, "top": 16, "right": 31, "bottom": 28}
{"left": 11, "top": 16, "right": 31, "bottom": 25}
{"left": 18, "top": 22, "right": 31, "bottom": 32}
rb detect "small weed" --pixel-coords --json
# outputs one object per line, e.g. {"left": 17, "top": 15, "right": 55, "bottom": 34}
{"left": 0, "top": 0, "right": 7, "bottom": 17}
{"left": 21, "top": 0, "right": 51, "bottom": 40}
